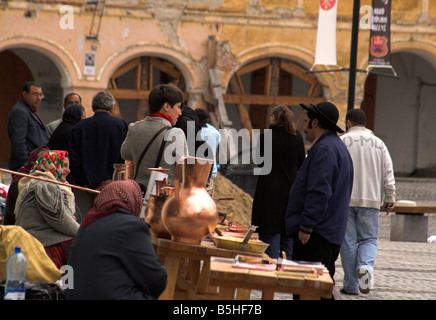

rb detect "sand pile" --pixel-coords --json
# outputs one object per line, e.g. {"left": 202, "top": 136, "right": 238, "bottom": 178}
{"left": 213, "top": 172, "right": 253, "bottom": 228}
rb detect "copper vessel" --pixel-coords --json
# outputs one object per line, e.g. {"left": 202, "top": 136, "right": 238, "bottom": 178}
{"left": 146, "top": 194, "right": 172, "bottom": 239}
{"left": 112, "top": 164, "right": 126, "bottom": 181}
{"left": 125, "top": 160, "right": 134, "bottom": 180}
{"left": 145, "top": 175, "right": 172, "bottom": 239}
{"left": 161, "top": 156, "right": 218, "bottom": 245}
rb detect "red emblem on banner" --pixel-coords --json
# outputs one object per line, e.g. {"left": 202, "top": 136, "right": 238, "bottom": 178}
{"left": 370, "top": 36, "right": 389, "bottom": 58}
{"left": 320, "top": 0, "right": 336, "bottom": 10}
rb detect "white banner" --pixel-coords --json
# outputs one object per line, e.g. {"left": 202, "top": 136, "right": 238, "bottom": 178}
{"left": 314, "top": 0, "right": 338, "bottom": 66}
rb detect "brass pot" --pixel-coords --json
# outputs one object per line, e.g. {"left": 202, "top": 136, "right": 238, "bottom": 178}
{"left": 145, "top": 194, "right": 171, "bottom": 239}
{"left": 162, "top": 156, "right": 218, "bottom": 245}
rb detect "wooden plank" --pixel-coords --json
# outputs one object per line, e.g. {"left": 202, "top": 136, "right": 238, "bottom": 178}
{"left": 111, "top": 57, "right": 140, "bottom": 80}
{"left": 236, "top": 59, "right": 271, "bottom": 76}
{"left": 223, "top": 94, "right": 325, "bottom": 106}
{"left": 229, "top": 75, "right": 253, "bottom": 135}
{"left": 109, "top": 89, "right": 150, "bottom": 100}
{"left": 151, "top": 57, "right": 181, "bottom": 79}
{"left": 381, "top": 206, "right": 436, "bottom": 214}
{"left": 280, "top": 60, "right": 318, "bottom": 85}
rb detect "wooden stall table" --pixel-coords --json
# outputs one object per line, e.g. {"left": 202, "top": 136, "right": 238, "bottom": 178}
{"left": 152, "top": 236, "right": 266, "bottom": 300}
{"left": 208, "top": 257, "right": 334, "bottom": 300}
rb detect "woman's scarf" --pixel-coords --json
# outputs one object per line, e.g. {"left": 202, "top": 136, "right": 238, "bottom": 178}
{"left": 149, "top": 112, "right": 172, "bottom": 123}
{"left": 12, "top": 146, "right": 49, "bottom": 183}
{"left": 62, "top": 103, "right": 83, "bottom": 125}
{"left": 81, "top": 180, "right": 143, "bottom": 229}
{"left": 30, "top": 150, "right": 68, "bottom": 182}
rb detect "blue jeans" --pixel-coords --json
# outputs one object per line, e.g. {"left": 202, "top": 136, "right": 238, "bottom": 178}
{"left": 258, "top": 232, "right": 293, "bottom": 260}
{"left": 340, "top": 207, "right": 379, "bottom": 293}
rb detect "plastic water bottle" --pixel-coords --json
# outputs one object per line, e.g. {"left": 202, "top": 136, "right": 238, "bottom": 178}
{"left": 4, "top": 247, "right": 27, "bottom": 300}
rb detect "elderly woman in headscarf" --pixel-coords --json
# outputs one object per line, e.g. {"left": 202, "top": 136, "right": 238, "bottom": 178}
{"left": 14, "top": 150, "right": 80, "bottom": 269}
{"left": 3, "top": 145, "right": 50, "bottom": 225}
{"left": 65, "top": 180, "right": 167, "bottom": 300}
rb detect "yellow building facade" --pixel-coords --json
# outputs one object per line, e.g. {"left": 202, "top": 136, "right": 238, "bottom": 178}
{"left": 1, "top": 0, "right": 436, "bottom": 175}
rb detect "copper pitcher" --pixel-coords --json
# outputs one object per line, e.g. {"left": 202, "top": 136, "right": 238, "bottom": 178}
{"left": 161, "top": 156, "right": 218, "bottom": 245}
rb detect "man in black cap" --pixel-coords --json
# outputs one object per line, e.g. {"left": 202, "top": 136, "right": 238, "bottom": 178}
{"left": 285, "top": 102, "right": 354, "bottom": 292}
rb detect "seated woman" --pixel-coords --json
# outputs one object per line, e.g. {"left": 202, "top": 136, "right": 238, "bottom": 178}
{"left": 3, "top": 145, "right": 49, "bottom": 225}
{"left": 14, "top": 150, "right": 80, "bottom": 269}
{"left": 65, "top": 180, "right": 167, "bottom": 300}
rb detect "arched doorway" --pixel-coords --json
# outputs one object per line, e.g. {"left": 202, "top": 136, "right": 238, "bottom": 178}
{"left": 107, "top": 56, "right": 187, "bottom": 123}
{"left": 224, "top": 57, "right": 326, "bottom": 133}
{"left": 0, "top": 48, "right": 64, "bottom": 165}
{"left": 362, "top": 51, "right": 436, "bottom": 176}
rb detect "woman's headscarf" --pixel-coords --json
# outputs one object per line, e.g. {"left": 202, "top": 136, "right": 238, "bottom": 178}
{"left": 62, "top": 103, "right": 84, "bottom": 125}
{"left": 30, "top": 150, "right": 69, "bottom": 182}
{"left": 81, "top": 180, "right": 143, "bottom": 229}
{"left": 12, "top": 146, "right": 50, "bottom": 183}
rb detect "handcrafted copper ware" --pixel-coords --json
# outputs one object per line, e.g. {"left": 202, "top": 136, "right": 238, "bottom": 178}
{"left": 162, "top": 156, "right": 218, "bottom": 245}
{"left": 145, "top": 194, "right": 171, "bottom": 239}
{"left": 124, "top": 160, "right": 134, "bottom": 180}
{"left": 112, "top": 164, "right": 126, "bottom": 181}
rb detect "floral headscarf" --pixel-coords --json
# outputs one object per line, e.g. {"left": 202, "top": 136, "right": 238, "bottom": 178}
{"left": 30, "top": 150, "right": 68, "bottom": 182}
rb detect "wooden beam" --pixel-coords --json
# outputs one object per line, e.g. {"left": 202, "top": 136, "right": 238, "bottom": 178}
{"left": 109, "top": 88, "right": 189, "bottom": 101}
{"left": 111, "top": 57, "right": 140, "bottom": 80}
{"left": 224, "top": 94, "right": 325, "bottom": 106}
{"left": 229, "top": 76, "right": 253, "bottom": 135}
{"left": 150, "top": 57, "right": 181, "bottom": 79}
{"left": 280, "top": 60, "right": 318, "bottom": 85}
{"left": 208, "top": 35, "right": 216, "bottom": 69}
{"left": 236, "top": 59, "right": 271, "bottom": 77}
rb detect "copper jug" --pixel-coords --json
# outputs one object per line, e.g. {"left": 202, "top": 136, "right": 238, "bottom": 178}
{"left": 161, "top": 156, "right": 218, "bottom": 245}
{"left": 112, "top": 164, "right": 126, "bottom": 181}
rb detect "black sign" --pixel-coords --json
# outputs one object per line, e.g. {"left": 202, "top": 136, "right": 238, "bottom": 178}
{"left": 368, "top": 0, "right": 391, "bottom": 68}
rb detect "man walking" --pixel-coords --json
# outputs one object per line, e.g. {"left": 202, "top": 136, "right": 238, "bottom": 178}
{"left": 285, "top": 102, "right": 354, "bottom": 283}
{"left": 340, "top": 108, "right": 396, "bottom": 295}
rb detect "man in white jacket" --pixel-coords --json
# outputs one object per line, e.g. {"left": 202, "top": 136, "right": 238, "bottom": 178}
{"left": 339, "top": 109, "right": 396, "bottom": 295}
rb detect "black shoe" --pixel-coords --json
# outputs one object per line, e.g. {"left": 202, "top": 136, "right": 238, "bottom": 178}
{"left": 340, "top": 288, "right": 359, "bottom": 295}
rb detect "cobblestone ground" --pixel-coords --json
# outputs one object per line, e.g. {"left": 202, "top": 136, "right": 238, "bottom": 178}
{"left": 252, "top": 177, "right": 436, "bottom": 300}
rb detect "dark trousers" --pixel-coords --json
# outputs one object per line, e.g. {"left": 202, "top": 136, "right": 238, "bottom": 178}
{"left": 292, "top": 232, "right": 340, "bottom": 279}
{"left": 292, "top": 232, "right": 340, "bottom": 300}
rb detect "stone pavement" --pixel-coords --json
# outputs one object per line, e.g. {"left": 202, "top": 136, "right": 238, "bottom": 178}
{"left": 252, "top": 177, "right": 436, "bottom": 300}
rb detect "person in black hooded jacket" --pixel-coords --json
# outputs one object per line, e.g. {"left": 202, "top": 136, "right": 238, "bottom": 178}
{"left": 48, "top": 103, "right": 85, "bottom": 152}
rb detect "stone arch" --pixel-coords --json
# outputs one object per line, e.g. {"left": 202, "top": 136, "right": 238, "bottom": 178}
{"left": 0, "top": 34, "right": 81, "bottom": 88}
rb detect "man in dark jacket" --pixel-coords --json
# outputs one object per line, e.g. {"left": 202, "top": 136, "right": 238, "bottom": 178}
{"left": 7, "top": 81, "right": 50, "bottom": 171}
{"left": 285, "top": 102, "right": 353, "bottom": 282}
{"left": 69, "top": 91, "right": 128, "bottom": 216}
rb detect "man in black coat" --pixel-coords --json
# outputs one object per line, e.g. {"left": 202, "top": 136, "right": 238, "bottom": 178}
{"left": 7, "top": 81, "right": 50, "bottom": 171}
{"left": 69, "top": 91, "right": 128, "bottom": 216}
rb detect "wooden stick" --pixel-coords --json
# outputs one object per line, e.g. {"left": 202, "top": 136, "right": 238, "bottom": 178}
{"left": 0, "top": 168, "right": 100, "bottom": 194}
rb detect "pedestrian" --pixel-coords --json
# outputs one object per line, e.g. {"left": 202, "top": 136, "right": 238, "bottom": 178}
{"left": 285, "top": 102, "right": 354, "bottom": 284}
{"left": 48, "top": 103, "right": 85, "bottom": 152}
{"left": 195, "top": 108, "right": 221, "bottom": 197}
{"left": 339, "top": 108, "right": 396, "bottom": 295}
{"left": 121, "top": 84, "right": 187, "bottom": 195}
{"left": 14, "top": 150, "right": 80, "bottom": 269}
{"left": 46, "top": 92, "right": 82, "bottom": 135}
{"left": 7, "top": 81, "right": 50, "bottom": 172}
{"left": 251, "top": 105, "right": 305, "bottom": 260}
{"left": 65, "top": 180, "right": 168, "bottom": 300}
{"left": 69, "top": 91, "right": 128, "bottom": 217}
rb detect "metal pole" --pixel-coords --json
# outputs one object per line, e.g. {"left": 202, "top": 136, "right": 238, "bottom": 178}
{"left": 348, "top": 0, "right": 361, "bottom": 110}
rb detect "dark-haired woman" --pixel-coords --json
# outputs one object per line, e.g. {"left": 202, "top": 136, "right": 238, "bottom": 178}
{"left": 251, "top": 105, "right": 305, "bottom": 260}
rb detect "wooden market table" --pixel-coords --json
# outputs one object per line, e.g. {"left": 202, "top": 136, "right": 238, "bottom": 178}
{"left": 151, "top": 236, "right": 266, "bottom": 300}
{"left": 208, "top": 258, "right": 334, "bottom": 300}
